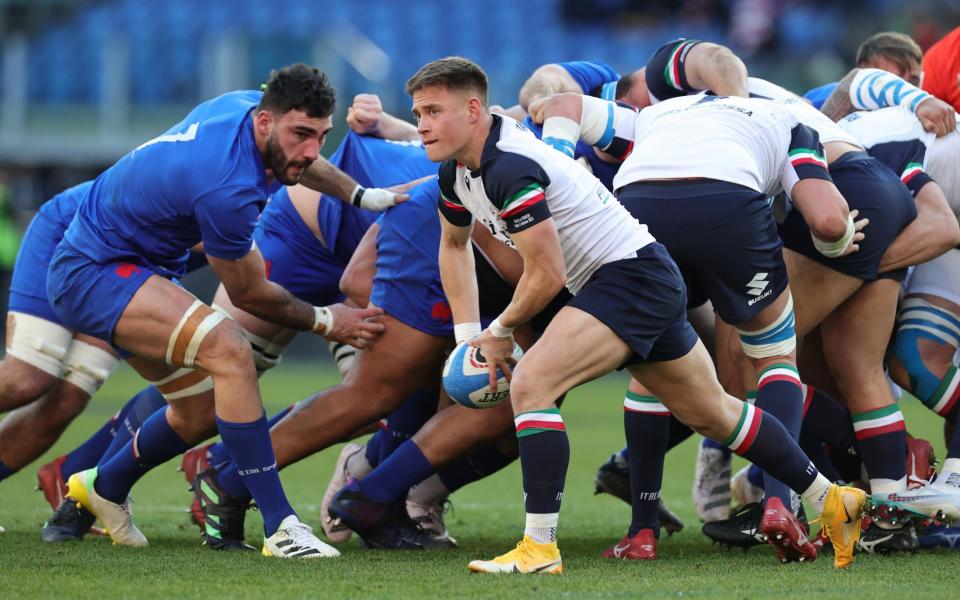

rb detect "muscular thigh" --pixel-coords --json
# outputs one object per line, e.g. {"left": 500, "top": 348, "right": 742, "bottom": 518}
{"left": 113, "top": 276, "right": 210, "bottom": 362}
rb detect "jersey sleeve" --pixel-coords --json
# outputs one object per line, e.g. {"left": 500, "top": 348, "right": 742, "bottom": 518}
{"left": 868, "top": 139, "right": 934, "bottom": 196}
{"left": 194, "top": 186, "right": 266, "bottom": 260}
{"left": 483, "top": 154, "right": 552, "bottom": 233}
{"left": 780, "top": 123, "right": 832, "bottom": 196}
{"left": 559, "top": 61, "right": 621, "bottom": 99}
{"left": 645, "top": 39, "right": 703, "bottom": 103}
{"left": 437, "top": 160, "right": 473, "bottom": 227}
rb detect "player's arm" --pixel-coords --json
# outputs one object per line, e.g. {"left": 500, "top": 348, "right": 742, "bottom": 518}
{"left": 346, "top": 93, "right": 421, "bottom": 141}
{"left": 533, "top": 93, "right": 638, "bottom": 162}
{"left": 436, "top": 162, "right": 482, "bottom": 343}
{"left": 780, "top": 124, "right": 865, "bottom": 256}
{"left": 680, "top": 42, "right": 749, "bottom": 97}
{"left": 822, "top": 68, "right": 956, "bottom": 135}
{"left": 879, "top": 181, "right": 960, "bottom": 272}
{"left": 197, "top": 188, "right": 384, "bottom": 347}
{"left": 299, "top": 155, "right": 410, "bottom": 211}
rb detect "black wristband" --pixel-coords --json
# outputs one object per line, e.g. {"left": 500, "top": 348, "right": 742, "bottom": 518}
{"left": 352, "top": 185, "right": 365, "bottom": 207}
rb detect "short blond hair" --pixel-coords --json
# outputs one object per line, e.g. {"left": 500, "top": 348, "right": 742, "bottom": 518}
{"left": 405, "top": 57, "right": 488, "bottom": 105}
{"left": 856, "top": 32, "right": 923, "bottom": 71}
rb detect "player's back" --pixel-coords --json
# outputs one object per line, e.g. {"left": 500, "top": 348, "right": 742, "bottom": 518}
{"left": 615, "top": 95, "right": 798, "bottom": 196}
{"left": 37, "top": 181, "right": 93, "bottom": 231}
{"left": 748, "top": 77, "right": 861, "bottom": 147}
{"left": 65, "top": 90, "right": 268, "bottom": 277}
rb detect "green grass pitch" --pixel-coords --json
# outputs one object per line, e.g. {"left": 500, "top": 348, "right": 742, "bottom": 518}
{"left": 1, "top": 363, "right": 957, "bottom": 599}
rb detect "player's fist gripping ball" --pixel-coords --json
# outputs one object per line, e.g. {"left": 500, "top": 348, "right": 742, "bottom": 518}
{"left": 443, "top": 340, "right": 524, "bottom": 408}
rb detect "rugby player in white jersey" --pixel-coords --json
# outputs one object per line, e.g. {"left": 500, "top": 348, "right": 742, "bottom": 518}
{"left": 406, "top": 56, "right": 869, "bottom": 573}
{"left": 839, "top": 107, "right": 960, "bottom": 521}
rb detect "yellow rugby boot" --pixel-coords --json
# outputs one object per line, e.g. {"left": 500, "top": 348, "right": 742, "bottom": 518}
{"left": 819, "top": 484, "right": 867, "bottom": 568}
{"left": 468, "top": 535, "right": 562, "bottom": 574}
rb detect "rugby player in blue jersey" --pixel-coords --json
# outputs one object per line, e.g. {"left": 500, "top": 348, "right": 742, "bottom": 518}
{"left": 46, "top": 64, "right": 404, "bottom": 558}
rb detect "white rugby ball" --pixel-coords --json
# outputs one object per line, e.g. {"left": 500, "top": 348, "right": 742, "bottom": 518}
{"left": 442, "top": 340, "right": 523, "bottom": 409}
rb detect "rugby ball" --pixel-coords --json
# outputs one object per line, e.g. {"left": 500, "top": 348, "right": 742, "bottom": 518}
{"left": 442, "top": 340, "right": 524, "bottom": 409}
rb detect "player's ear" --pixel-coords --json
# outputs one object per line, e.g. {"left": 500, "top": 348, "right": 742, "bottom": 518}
{"left": 467, "top": 97, "right": 484, "bottom": 123}
{"left": 254, "top": 109, "right": 276, "bottom": 136}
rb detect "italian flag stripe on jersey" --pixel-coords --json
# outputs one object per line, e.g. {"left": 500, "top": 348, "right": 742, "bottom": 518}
{"left": 757, "top": 363, "right": 801, "bottom": 389}
{"left": 723, "top": 402, "right": 761, "bottom": 454}
{"left": 500, "top": 183, "right": 545, "bottom": 218}
{"left": 623, "top": 391, "right": 670, "bottom": 415}
{"left": 789, "top": 148, "right": 828, "bottom": 170}
{"left": 901, "top": 162, "right": 924, "bottom": 185}
{"left": 440, "top": 192, "right": 467, "bottom": 212}
{"left": 515, "top": 408, "right": 565, "bottom": 438}
{"left": 928, "top": 366, "right": 960, "bottom": 416}
{"left": 665, "top": 41, "right": 692, "bottom": 91}
{"left": 852, "top": 404, "right": 905, "bottom": 440}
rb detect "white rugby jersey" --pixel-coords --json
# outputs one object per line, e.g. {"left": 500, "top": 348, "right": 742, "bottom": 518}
{"left": 839, "top": 107, "right": 960, "bottom": 215}
{"left": 746, "top": 78, "right": 862, "bottom": 147}
{"left": 610, "top": 95, "right": 832, "bottom": 197}
{"left": 437, "top": 114, "right": 653, "bottom": 295}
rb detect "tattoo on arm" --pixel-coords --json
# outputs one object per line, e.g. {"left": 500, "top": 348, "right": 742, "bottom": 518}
{"left": 820, "top": 70, "right": 858, "bottom": 122}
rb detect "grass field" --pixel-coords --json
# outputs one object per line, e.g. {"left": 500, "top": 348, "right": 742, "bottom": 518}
{"left": 1, "top": 363, "right": 957, "bottom": 599}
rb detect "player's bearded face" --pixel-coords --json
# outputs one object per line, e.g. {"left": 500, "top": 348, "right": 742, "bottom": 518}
{"left": 265, "top": 130, "right": 312, "bottom": 185}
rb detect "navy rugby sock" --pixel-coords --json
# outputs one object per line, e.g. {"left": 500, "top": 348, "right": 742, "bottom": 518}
{"left": 622, "top": 391, "right": 671, "bottom": 537}
{"left": 437, "top": 444, "right": 516, "bottom": 493}
{"left": 0, "top": 459, "right": 15, "bottom": 482}
{"left": 753, "top": 364, "right": 803, "bottom": 510}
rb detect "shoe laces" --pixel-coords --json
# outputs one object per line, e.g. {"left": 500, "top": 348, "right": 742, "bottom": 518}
{"left": 284, "top": 520, "right": 320, "bottom": 549}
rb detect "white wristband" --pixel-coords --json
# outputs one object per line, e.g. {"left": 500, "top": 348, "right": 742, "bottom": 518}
{"left": 812, "top": 214, "right": 855, "bottom": 258}
{"left": 454, "top": 322, "right": 482, "bottom": 344}
{"left": 352, "top": 184, "right": 397, "bottom": 211}
{"left": 488, "top": 317, "right": 515, "bottom": 339}
{"left": 313, "top": 306, "right": 334, "bottom": 335}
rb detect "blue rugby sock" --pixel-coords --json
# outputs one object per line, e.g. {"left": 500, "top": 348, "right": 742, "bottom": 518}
{"left": 358, "top": 440, "right": 434, "bottom": 503}
{"left": 61, "top": 414, "right": 119, "bottom": 479}
{"left": 702, "top": 438, "right": 732, "bottom": 457}
{"left": 437, "top": 444, "right": 515, "bottom": 492}
{"left": 95, "top": 408, "right": 190, "bottom": 504}
{"left": 376, "top": 389, "right": 437, "bottom": 465}
{"left": 0, "top": 459, "right": 15, "bottom": 482}
{"left": 216, "top": 414, "right": 294, "bottom": 536}
{"left": 97, "top": 387, "right": 167, "bottom": 467}
{"left": 206, "top": 404, "right": 294, "bottom": 467}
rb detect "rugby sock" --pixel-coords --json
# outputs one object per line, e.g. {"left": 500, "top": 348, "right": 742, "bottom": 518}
{"left": 799, "top": 438, "right": 843, "bottom": 482}
{"left": 721, "top": 402, "right": 819, "bottom": 495}
{"left": 800, "top": 384, "right": 855, "bottom": 450}
{"left": 852, "top": 405, "right": 907, "bottom": 494}
{"left": 920, "top": 365, "right": 960, "bottom": 418}
{"left": 376, "top": 389, "right": 438, "bottom": 465}
{"left": 623, "top": 391, "right": 671, "bottom": 536}
{"left": 701, "top": 438, "right": 731, "bottom": 457}
{"left": 216, "top": 413, "right": 294, "bottom": 536}
{"left": 516, "top": 409, "right": 568, "bottom": 543}
{"left": 747, "top": 464, "right": 764, "bottom": 488}
{"left": 437, "top": 444, "right": 515, "bottom": 493}
{"left": 667, "top": 415, "right": 694, "bottom": 449}
{"left": 365, "top": 422, "right": 387, "bottom": 468}
{"left": 0, "top": 459, "right": 15, "bottom": 482}
{"left": 60, "top": 414, "right": 120, "bottom": 479}
{"left": 357, "top": 440, "right": 434, "bottom": 503}
{"left": 754, "top": 364, "right": 803, "bottom": 510}
{"left": 95, "top": 408, "right": 190, "bottom": 504}
{"left": 205, "top": 404, "right": 294, "bottom": 467}
{"left": 98, "top": 387, "right": 167, "bottom": 467}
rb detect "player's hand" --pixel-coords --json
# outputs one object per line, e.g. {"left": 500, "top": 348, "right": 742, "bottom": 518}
{"left": 355, "top": 175, "right": 436, "bottom": 211}
{"left": 320, "top": 303, "right": 385, "bottom": 348}
{"left": 346, "top": 94, "right": 384, "bottom": 135}
{"left": 469, "top": 329, "right": 517, "bottom": 392}
{"left": 838, "top": 209, "right": 869, "bottom": 256}
{"left": 527, "top": 97, "right": 549, "bottom": 124}
{"left": 916, "top": 96, "right": 957, "bottom": 137}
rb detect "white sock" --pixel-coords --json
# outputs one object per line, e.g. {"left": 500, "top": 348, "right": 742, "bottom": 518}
{"left": 801, "top": 475, "right": 832, "bottom": 514}
{"left": 936, "top": 458, "right": 960, "bottom": 489}
{"left": 345, "top": 449, "right": 373, "bottom": 479}
{"left": 870, "top": 476, "right": 906, "bottom": 496}
{"left": 406, "top": 474, "right": 450, "bottom": 505}
{"left": 525, "top": 512, "right": 558, "bottom": 544}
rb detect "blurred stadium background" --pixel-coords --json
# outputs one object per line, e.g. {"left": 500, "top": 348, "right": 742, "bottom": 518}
{"left": 0, "top": 0, "right": 958, "bottom": 352}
